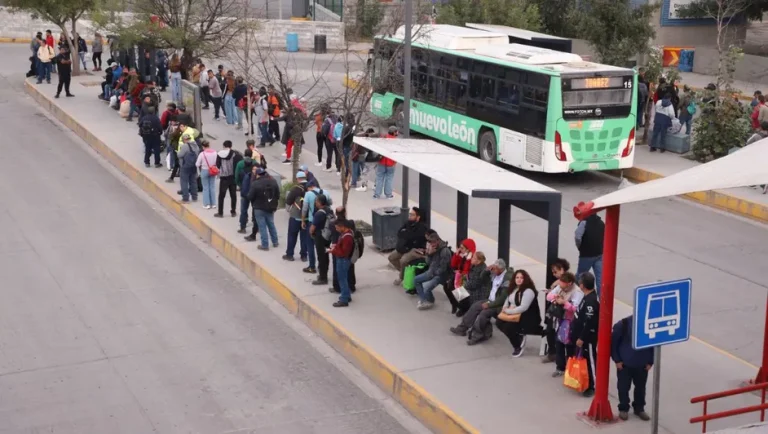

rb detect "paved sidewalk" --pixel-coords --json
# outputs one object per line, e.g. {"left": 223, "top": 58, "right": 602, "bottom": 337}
{"left": 27, "top": 75, "right": 766, "bottom": 434}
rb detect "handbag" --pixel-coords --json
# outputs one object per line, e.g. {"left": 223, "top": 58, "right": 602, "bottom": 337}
{"left": 564, "top": 350, "right": 589, "bottom": 393}
{"left": 547, "top": 302, "right": 565, "bottom": 320}
{"left": 452, "top": 286, "right": 470, "bottom": 302}
{"left": 203, "top": 153, "right": 219, "bottom": 176}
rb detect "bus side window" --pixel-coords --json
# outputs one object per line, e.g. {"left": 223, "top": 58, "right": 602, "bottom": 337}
{"left": 498, "top": 81, "right": 519, "bottom": 108}
{"left": 481, "top": 78, "right": 495, "bottom": 104}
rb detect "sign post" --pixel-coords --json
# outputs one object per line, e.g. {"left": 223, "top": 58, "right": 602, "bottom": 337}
{"left": 633, "top": 278, "right": 692, "bottom": 433}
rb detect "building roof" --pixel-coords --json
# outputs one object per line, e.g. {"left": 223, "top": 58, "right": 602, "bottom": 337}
{"left": 574, "top": 139, "right": 768, "bottom": 218}
{"left": 353, "top": 137, "right": 558, "bottom": 199}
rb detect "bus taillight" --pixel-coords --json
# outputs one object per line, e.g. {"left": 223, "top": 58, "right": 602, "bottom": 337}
{"left": 621, "top": 127, "right": 635, "bottom": 158}
{"left": 554, "top": 131, "right": 567, "bottom": 161}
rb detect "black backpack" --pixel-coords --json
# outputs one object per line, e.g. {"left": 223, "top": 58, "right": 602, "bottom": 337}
{"left": 139, "top": 117, "right": 155, "bottom": 136}
{"left": 350, "top": 230, "right": 365, "bottom": 264}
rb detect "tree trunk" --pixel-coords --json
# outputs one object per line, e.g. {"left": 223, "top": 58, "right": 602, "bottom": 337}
{"left": 291, "top": 125, "right": 302, "bottom": 184}
{"left": 69, "top": 18, "right": 81, "bottom": 76}
{"left": 337, "top": 141, "right": 350, "bottom": 208}
{"left": 181, "top": 49, "right": 195, "bottom": 80}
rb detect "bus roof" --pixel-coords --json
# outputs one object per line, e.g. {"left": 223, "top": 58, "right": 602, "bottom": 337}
{"left": 380, "top": 30, "right": 634, "bottom": 77}
{"left": 465, "top": 23, "right": 571, "bottom": 42}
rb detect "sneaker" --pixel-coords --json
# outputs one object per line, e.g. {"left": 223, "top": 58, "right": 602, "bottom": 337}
{"left": 204, "top": 205, "right": 211, "bottom": 210}
{"left": 449, "top": 327, "right": 467, "bottom": 336}
{"left": 582, "top": 389, "right": 595, "bottom": 398}
{"left": 257, "top": 245, "right": 269, "bottom": 251}
{"left": 551, "top": 370, "right": 564, "bottom": 378}
{"left": 618, "top": 411, "right": 629, "bottom": 421}
{"left": 541, "top": 354, "right": 556, "bottom": 364}
{"left": 520, "top": 335, "right": 527, "bottom": 348}
{"left": 416, "top": 300, "right": 423, "bottom": 309}
{"left": 237, "top": 228, "right": 246, "bottom": 234}
{"left": 231, "top": 211, "right": 237, "bottom": 217}
{"left": 314, "top": 162, "right": 323, "bottom": 167}
{"left": 336, "top": 171, "right": 341, "bottom": 176}
{"left": 355, "top": 186, "right": 367, "bottom": 192}
{"left": 323, "top": 167, "right": 333, "bottom": 172}
{"left": 213, "top": 213, "right": 223, "bottom": 218}
{"left": 333, "top": 301, "right": 349, "bottom": 308}
{"left": 634, "top": 411, "right": 650, "bottom": 421}
{"left": 393, "top": 278, "right": 402, "bottom": 286}
{"left": 300, "top": 256, "right": 308, "bottom": 262}
{"left": 282, "top": 255, "right": 295, "bottom": 262}
{"left": 66, "top": 93, "right": 74, "bottom": 97}
{"left": 244, "top": 235, "right": 256, "bottom": 242}
{"left": 417, "top": 301, "right": 434, "bottom": 311}
{"left": 405, "top": 289, "right": 416, "bottom": 295}
{"left": 386, "top": 195, "right": 395, "bottom": 199}
{"left": 312, "top": 279, "right": 329, "bottom": 285}
{"left": 512, "top": 347, "right": 524, "bottom": 358}
{"left": 154, "top": 163, "right": 163, "bottom": 168}
{"left": 302, "top": 267, "right": 317, "bottom": 274}
{"left": 145, "top": 163, "right": 150, "bottom": 168}
{"left": 282, "top": 159, "right": 291, "bottom": 165}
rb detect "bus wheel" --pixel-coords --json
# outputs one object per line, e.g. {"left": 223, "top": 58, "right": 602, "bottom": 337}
{"left": 478, "top": 131, "right": 497, "bottom": 164}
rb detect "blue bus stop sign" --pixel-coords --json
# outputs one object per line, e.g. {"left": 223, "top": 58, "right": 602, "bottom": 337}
{"left": 632, "top": 279, "right": 692, "bottom": 350}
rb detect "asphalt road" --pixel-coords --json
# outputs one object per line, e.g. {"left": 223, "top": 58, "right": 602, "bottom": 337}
{"left": 0, "top": 46, "right": 415, "bottom": 434}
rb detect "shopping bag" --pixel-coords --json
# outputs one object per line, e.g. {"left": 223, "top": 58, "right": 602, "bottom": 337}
{"left": 402, "top": 263, "right": 427, "bottom": 291}
{"left": 563, "top": 352, "right": 589, "bottom": 393}
{"left": 165, "top": 152, "right": 172, "bottom": 170}
{"left": 452, "top": 286, "right": 470, "bottom": 302}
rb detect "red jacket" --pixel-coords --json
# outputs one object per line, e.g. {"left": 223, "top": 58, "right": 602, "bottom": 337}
{"left": 752, "top": 104, "right": 763, "bottom": 129}
{"left": 450, "top": 239, "right": 476, "bottom": 277}
{"left": 131, "top": 83, "right": 145, "bottom": 106}
{"left": 46, "top": 35, "right": 54, "bottom": 47}
{"left": 330, "top": 232, "right": 354, "bottom": 258}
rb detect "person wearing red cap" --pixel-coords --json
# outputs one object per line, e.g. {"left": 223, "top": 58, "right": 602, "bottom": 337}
{"left": 444, "top": 238, "right": 476, "bottom": 316}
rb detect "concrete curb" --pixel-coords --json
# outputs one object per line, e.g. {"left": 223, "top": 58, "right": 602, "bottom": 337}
{"left": 25, "top": 79, "right": 479, "bottom": 434}
{"left": 620, "top": 166, "right": 768, "bottom": 223}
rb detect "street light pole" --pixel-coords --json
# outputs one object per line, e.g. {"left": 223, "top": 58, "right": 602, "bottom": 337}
{"left": 400, "top": 0, "right": 412, "bottom": 213}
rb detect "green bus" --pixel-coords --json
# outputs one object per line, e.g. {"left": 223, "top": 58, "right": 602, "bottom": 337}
{"left": 369, "top": 25, "right": 637, "bottom": 173}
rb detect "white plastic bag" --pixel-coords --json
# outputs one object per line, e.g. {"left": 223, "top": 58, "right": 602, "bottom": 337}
{"left": 668, "top": 118, "right": 682, "bottom": 134}
{"left": 109, "top": 95, "right": 118, "bottom": 109}
{"left": 452, "top": 286, "right": 470, "bottom": 302}
{"left": 165, "top": 152, "right": 172, "bottom": 170}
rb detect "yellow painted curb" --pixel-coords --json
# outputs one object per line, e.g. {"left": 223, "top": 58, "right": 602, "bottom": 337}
{"left": 24, "top": 79, "right": 479, "bottom": 434}
{"left": 621, "top": 166, "right": 768, "bottom": 223}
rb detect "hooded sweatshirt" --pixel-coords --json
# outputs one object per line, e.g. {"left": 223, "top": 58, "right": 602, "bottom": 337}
{"left": 653, "top": 97, "right": 676, "bottom": 130}
{"left": 216, "top": 149, "right": 236, "bottom": 178}
{"left": 450, "top": 238, "right": 477, "bottom": 285}
{"left": 425, "top": 240, "right": 452, "bottom": 281}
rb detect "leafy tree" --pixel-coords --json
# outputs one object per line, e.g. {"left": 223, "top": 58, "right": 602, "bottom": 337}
{"left": 675, "top": 0, "right": 762, "bottom": 20}
{"left": 98, "top": 0, "right": 255, "bottom": 71}
{"left": 6, "top": 0, "right": 98, "bottom": 76}
{"left": 437, "top": 0, "right": 542, "bottom": 32}
{"left": 532, "top": 0, "right": 577, "bottom": 37}
{"left": 574, "top": 0, "right": 658, "bottom": 67}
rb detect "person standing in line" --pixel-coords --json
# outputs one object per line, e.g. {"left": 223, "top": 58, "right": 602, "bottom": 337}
{"left": 53, "top": 47, "right": 73, "bottom": 98}
{"left": 267, "top": 85, "right": 282, "bottom": 143}
{"left": 223, "top": 71, "right": 237, "bottom": 126}
{"left": 373, "top": 126, "right": 398, "bottom": 199}
{"left": 36, "top": 39, "right": 54, "bottom": 84}
{"left": 232, "top": 77, "right": 248, "bottom": 131}
{"left": 650, "top": 92, "right": 676, "bottom": 153}
{"left": 168, "top": 53, "right": 182, "bottom": 103}
{"left": 246, "top": 168, "right": 280, "bottom": 250}
{"left": 328, "top": 219, "right": 355, "bottom": 308}
{"left": 215, "top": 140, "right": 239, "bottom": 218}
{"left": 196, "top": 140, "right": 218, "bottom": 210}
{"left": 199, "top": 63, "right": 210, "bottom": 110}
{"left": 236, "top": 149, "right": 256, "bottom": 234}
{"left": 45, "top": 30, "right": 56, "bottom": 73}
{"left": 331, "top": 206, "right": 357, "bottom": 294}
{"left": 75, "top": 33, "right": 87, "bottom": 71}
{"left": 575, "top": 213, "right": 604, "bottom": 296}
{"left": 542, "top": 258, "right": 571, "bottom": 364}
{"left": 314, "top": 108, "right": 326, "bottom": 167}
{"left": 570, "top": 272, "right": 600, "bottom": 398}
{"left": 92, "top": 33, "right": 104, "bottom": 71}
{"left": 283, "top": 171, "right": 309, "bottom": 262}
{"left": 612, "top": 315, "right": 654, "bottom": 421}
{"left": 156, "top": 50, "right": 168, "bottom": 91}
{"left": 301, "top": 182, "right": 332, "bottom": 275}
{"left": 321, "top": 111, "right": 340, "bottom": 172}
{"left": 253, "top": 88, "right": 270, "bottom": 146}
{"left": 310, "top": 194, "right": 334, "bottom": 286}
{"left": 177, "top": 134, "right": 199, "bottom": 203}
{"left": 207, "top": 70, "right": 224, "bottom": 121}
{"left": 547, "top": 272, "right": 584, "bottom": 378}
{"left": 138, "top": 106, "right": 163, "bottom": 168}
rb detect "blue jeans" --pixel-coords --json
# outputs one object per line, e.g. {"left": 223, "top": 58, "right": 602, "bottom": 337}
{"left": 637, "top": 101, "right": 646, "bottom": 128}
{"left": 224, "top": 94, "right": 237, "bottom": 125}
{"left": 306, "top": 233, "right": 316, "bottom": 268}
{"left": 351, "top": 161, "right": 362, "bottom": 187}
{"left": 239, "top": 197, "right": 251, "bottom": 230}
{"left": 414, "top": 273, "right": 442, "bottom": 303}
{"left": 78, "top": 52, "right": 86, "bottom": 69}
{"left": 374, "top": 164, "right": 395, "bottom": 198}
{"left": 179, "top": 166, "right": 197, "bottom": 201}
{"left": 254, "top": 209, "right": 279, "bottom": 248}
{"left": 170, "top": 72, "right": 182, "bottom": 103}
{"left": 285, "top": 218, "right": 308, "bottom": 258}
{"left": 157, "top": 67, "right": 168, "bottom": 88}
{"left": 37, "top": 61, "right": 51, "bottom": 83}
{"left": 577, "top": 255, "right": 603, "bottom": 297}
{"left": 650, "top": 122, "right": 668, "bottom": 150}
{"left": 336, "top": 257, "right": 352, "bottom": 303}
{"left": 258, "top": 122, "right": 269, "bottom": 145}
{"left": 200, "top": 170, "right": 216, "bottom": 207}
{"left": 682, "top": 117, "right": 692, "bottom": 135}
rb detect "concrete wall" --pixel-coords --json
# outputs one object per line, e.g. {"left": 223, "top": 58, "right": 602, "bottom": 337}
{"left": 0, "top": 7, "right": 97, "bottom": 41}
{"left": 254, "top": 19, "right": 345, "bottom": 50}
{"left": 649, "top": 8, "right": 747, "bottom": 48}
{"left": 312, "top": 3, "right": 341, "bottom": 22}
{"left": 692, "top": 45, "right": 768, "bottom": 84}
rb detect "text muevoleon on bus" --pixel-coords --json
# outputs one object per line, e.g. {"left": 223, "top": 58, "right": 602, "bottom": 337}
{"left": 368, "top": 24, "right": 638, "bottom": 173}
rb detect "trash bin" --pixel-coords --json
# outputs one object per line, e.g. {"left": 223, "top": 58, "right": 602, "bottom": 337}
{"left": 679, "top": 49, "right": 695, "bottom": 73}
{"left": 314, "top": 34, "right": 327, "bottom": 54}
{"left": 372, "top": 207, "right": 407, "bottom": 251}
{"left": 286, "top": 33, "right": 299, "bottom": 53}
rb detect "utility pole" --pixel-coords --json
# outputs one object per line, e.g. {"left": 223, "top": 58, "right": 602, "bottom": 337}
{"left": 400, "top": 0, "right": 412, "bottom": 213}
{"left": 244, "top": 0, "right": 252, "bottom": 132}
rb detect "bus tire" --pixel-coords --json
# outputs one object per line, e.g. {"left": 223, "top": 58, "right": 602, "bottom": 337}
{"left": 478, "top": 131, "right": 497, "bottom": 164}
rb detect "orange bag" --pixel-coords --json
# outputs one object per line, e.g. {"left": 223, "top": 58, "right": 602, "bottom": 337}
{"left": 563, "top": 354, "right": 589, "bottom": 393}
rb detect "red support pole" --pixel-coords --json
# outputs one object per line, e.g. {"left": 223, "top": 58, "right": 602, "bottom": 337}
{"left": 586, "top": 205, "right": 619, "bottom": 422}
{"left": 753, "top": 293, "right": 768, "bottom": 384}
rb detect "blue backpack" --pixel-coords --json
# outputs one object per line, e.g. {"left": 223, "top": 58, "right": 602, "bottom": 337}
{"left": 181, "top": 143, "right": 198, "bottom": 168}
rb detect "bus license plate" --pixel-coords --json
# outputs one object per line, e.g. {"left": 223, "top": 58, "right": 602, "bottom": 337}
{"left": 589, "top": 163, "right": 600, "bottom": 170}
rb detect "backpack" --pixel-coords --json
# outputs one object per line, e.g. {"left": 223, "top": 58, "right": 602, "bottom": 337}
{"left": 687, "top": 101, "right": 697, "bottom": 115}
{"left": 350, "top": 230, "right": 365, "bottom": 264}
{"left": 326, "top": 120, "right": 338, "bottom": 144}
{"left": 182, "top": 143, "right": 198, "bottom": 168}
{"left": 139, "top": 117, "right": 155, "bottom": 136}
{"left": 315, "top": 188, "right": 333, "bottom": 206}
{"left": 265, "top": 179, "right": 280, "bottom": 212}
{"left": 286, "top": 184, "right": 305, "bottom": 213}
{"left": 319, "top": 208, "right": 335, "bottom": 241}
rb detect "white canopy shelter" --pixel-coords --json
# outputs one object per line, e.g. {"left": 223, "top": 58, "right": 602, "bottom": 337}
{"left": 582, "top": 139, "right": 768, "bottom": 213}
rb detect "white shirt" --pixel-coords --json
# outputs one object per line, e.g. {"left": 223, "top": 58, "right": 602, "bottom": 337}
{"left": 489, "top": 270, "right": 506, "bottom": 302}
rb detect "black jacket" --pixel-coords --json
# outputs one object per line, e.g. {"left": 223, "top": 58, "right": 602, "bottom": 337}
{"left": 576, "top": 214, "right": 604, "bottom": 258}
{"left": 570, "top": 290, "right": 600, "bottom": 345}
{"left": 247, "top": 175, "right": 280, "bottom": 212}
{"left": 395, "top": 221, "right": 427, "bottom": 253}
{"left": 139, "top": 113, "right": 163, "bottom": 137}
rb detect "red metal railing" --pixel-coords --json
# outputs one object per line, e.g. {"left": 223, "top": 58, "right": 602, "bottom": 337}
{"left": 690, "top": 382, "right": 768, "bottom": 432}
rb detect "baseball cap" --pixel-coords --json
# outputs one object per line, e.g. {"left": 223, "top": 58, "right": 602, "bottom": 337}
{"left": 256, "top": 168, "right": 267, "bottom": 175}
{"left": 299, "top": 164, "right": 308, "bottom": 171}
{"left": 296, "top": 171, "right": 307, "bottom": 179}
{"left": 110, "top": 62, "right": 118, "bottom": 68}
